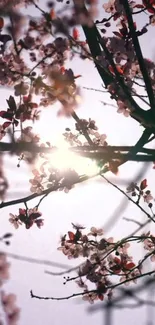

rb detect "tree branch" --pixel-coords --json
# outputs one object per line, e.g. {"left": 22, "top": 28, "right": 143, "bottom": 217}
{"left": 123, "top": 0, "right": 155, "bottom": 117}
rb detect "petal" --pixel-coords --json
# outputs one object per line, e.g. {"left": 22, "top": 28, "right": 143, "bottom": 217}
{"left": 151, "top": 254, "right": 155, "bottom": 262}
{"left": 124, "top": 110, "right": 130, "bottom": 117}
{"left": 9, "top": 213, "right": 15, "bottom": 218}
{"left": 90, "top": 227, "right": 97, "bottom": 233}
{"left": 100, "top": 134, "right": 107, "bottom": 140}
{"left": 117, "top": 108, "right": 123, "bottom": 114}
{"left": 125, "top": 262, "right": 135, "bottom": 269}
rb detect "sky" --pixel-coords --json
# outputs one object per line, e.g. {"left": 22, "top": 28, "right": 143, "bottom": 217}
{"left": 1, "top": 1, "right": 155, "bottom": 325}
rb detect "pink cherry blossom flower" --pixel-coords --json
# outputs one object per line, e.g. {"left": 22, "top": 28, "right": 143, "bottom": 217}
{"left": 58, "top": 242, "right": 82, "bottom": 259}
{"left": 35, "top": 219, "right": 44, "bottom": 228}
{"left": 88, "top": 227, "right": 104, "bottom": 236}
{"left": 116, "top": 242, "right": 130, "bottom": 255}
{"left": 103, "top": 0, "right": 116, "bottom": 14}
{"left": 0, "top": 253, "right": 10, "bottom": 285}
{"left": 143, "top": 190, "right": 153, "bottom": 203}
{"left": 8, "top": 307, "right": 20, "bottom": 325}
{"left": 9, "top": 214, "right": 22, "bottom": 229}
{"left": 82, "top": 292, "right": 98, "bottom": 304}
{"left": 1, "top": 292, "right": 17, "bottom": 314}
{"left": 143, "top": 237, "right": 154, "bottom": 250}
{"left": 120, "top": 268, "right": 140, "bottom": 284}
{"left": 75, "top": 279, "right": 88, "bottom": 290}
{"left": 1, "top": 291, "right": 20, "bottom": 325}
{"left": 117, "top": 100, "right": 131, "bottom": 117}
{"left": 29, "top": 173, "right": 44, "bottom": 194}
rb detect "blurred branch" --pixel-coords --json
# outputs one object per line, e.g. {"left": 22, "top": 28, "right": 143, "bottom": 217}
{"left": 4, "top": 252, "right": 72, "bottom": 270}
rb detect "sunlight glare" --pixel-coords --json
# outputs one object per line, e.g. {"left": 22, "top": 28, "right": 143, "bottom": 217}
{"left": 49, "top": 148, "right": 99, "bottom": 177}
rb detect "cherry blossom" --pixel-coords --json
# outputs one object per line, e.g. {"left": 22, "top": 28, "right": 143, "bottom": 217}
{"left": 29, "top": 174, "right": 44, "bottom": 194}
{"left": 9, "top": 214, "right": 22, "bottom": 229}
{"left": 117, "top": 100, "right": 131, "bottom": 117}
{"left": 1, "top": 292, "right": 17, "bottom": 314}
{"left": 103, "top": 0, "right": 116, "bottom": 14}
{"left": 88, "top": 227, "right": 104, "bottom": 236}
{"left": 143, "top": 190, "right": 153, "bottom": 203}
{"left": 0, "top": 252, "right": 10, "bottom": 285}
{"left": 0, "top": 253, "right": 20, "bottom": 324}
{"left": 9, "top": 208, "right": 43, "bottom": 229}
{"left": 143, "top": 234, "right": 155, "bottom": 262}
{"left": 82, "top": 291, "right": 98, "bottom": 304}
{"left": 1, "top": 291, "right": 20, "bottom": 325}
{"left": 75, "top": 279, "right": 88, "bottom": 290}
{"left": 116, "top": 242, "right": 130, "bottom": 255}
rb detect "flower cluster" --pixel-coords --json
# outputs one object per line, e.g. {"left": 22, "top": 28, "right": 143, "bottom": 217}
{"left": 9, "top": 207, "right": 44, "bottom": 229}
{"left": 96, "top": 0, "right": 155, "bottom": 120}
{"left": 64, "top": 118, "right": 107, "bottom": 147}
{"left": 126, "top": 178, "right": 154, "bottom": 207}
{"left": 117, "top": 99, "right": 131, "bottom": 117}
{"left": 0, "top": 95, "right": 40, "bottom": 150}
{"left": 29, "top": 163, "right": 80, "bottom": 195}
{"left": 58, "top": 224, "right": 141, "bottom": 303}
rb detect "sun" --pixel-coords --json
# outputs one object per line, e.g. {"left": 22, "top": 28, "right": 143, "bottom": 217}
{"left": 33, "top": 116, "right": 100, "bottom": 177}
{"left": 33, "top": 112, "right": 99, "bottom": 177}
{"left": 49, "top": 147, "right": 99, "bottom": 177}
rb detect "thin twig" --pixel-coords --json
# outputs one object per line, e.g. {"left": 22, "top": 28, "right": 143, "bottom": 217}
{"left": 123, "top": 217, "right": 143, "bottom": 226}
{"left": 100, "top": 174, "right": 154, "bottom": 223}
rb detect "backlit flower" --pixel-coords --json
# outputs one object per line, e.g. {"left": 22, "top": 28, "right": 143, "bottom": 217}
{"left": 117, "top": 100, "right": 131, "bottom": 117}
{"left": 82, "top": 292, "right": 98, "bottom": 304}
{"left": 103, "top": 0, "right": 116, "bottom": 14}
{"left": 143, "top": 190, "right": 153, "bottom": 203}
{"left": 9, "top": 214, "right": 22, "bottom": 229}
{"left": 88, "top": 227, "right": 104, "bottom": 236}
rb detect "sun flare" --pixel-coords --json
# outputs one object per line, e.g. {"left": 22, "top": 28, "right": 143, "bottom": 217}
{"left": 49, "top": 148, "right": 99, "bottom": 177}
